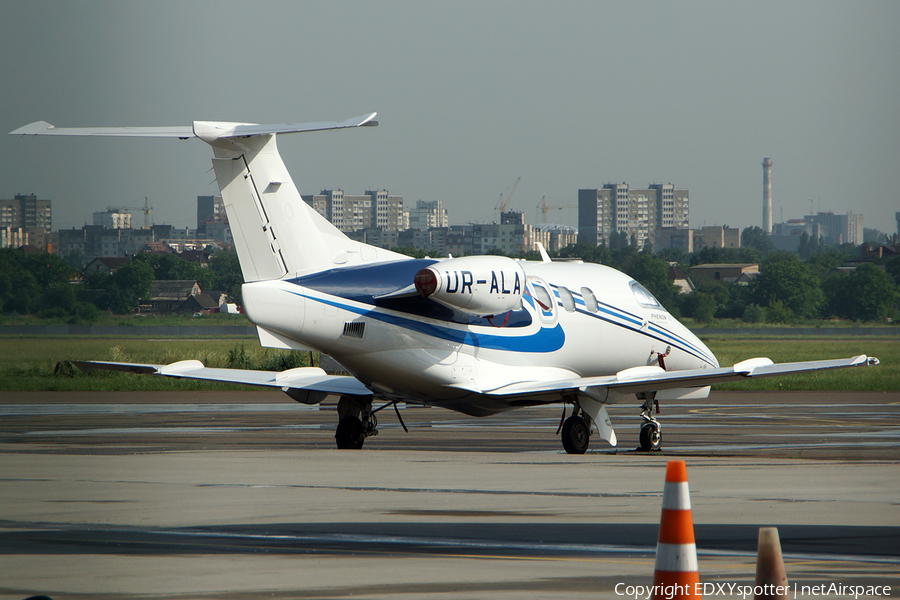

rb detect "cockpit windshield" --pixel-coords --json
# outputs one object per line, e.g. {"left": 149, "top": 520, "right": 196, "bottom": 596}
{"left": 630, "top": 281, "right": 661, "bottom": 308}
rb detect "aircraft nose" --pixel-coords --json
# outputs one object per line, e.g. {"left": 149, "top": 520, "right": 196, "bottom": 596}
{"left": 695, "top": 335, "right": 719, "bottom": 369}
{"left": 677, "top": 324, "right": 719, "bottom": 369}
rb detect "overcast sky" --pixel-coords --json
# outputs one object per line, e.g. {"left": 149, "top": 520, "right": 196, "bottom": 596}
{"left": 3, "top": 1, "right": 898, "bottom": 235}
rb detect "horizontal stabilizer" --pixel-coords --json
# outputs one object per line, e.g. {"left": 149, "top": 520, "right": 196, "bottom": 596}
{"left": 210, "top": 113, "right": 377, "bottom": 138}
{"left": 10, "top": 113, "right": 377, "bottom": 141}
{"left": 70, "top": 360, "right": 372, "bottom": 397}
{"left": 10, "top": 121, "right": 194, "bottom": 138}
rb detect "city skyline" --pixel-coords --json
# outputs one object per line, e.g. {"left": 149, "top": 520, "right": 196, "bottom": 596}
{"left": 4, "top": 186, "right": 881, "bottom": 241}
{"left": 2, "top": 2, "right": 898, "bottom": 233}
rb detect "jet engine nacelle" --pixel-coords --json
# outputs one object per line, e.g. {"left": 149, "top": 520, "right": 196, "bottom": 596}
{"left": 414, "top": 255, "right": 526, "bottom": 316}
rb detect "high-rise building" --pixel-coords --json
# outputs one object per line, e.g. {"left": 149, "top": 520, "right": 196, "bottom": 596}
{"left": 197, "top": 195, "right": 224, "bottom": 230}
{"left": 532, "top": 224, "right": 578, "bottom": 252}
{"left": 302, "top": 190, "right": 404, "bottom": 232}
{"left": 804, "top": 211, "right": 863, "bottom": 246}
{"left": 196, "top": 195, "right": 231, "bottom": 242}
{"left": 649, "top": 184, "right": 690, "bottom": 230}
{"left": 407, "top": 200, "right": 450, "bottom": 230}
{"left": 53, "top": 225, "right": 156, "bottom": 265}
{"left": 655, "top": 225, "right": 739, "bottom": 253}
{"left": 93, "top": 209, "right": 133, "bottom": 229}
{"left": 578, "top": 183, "right": 689, "bottom": 249}
{"left": 0, "top": 194, "right": 52, "bottom": 249}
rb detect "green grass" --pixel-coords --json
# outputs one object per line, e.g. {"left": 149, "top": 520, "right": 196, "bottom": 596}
{"left": 0, "top": 335, "right": 895, "bottom": 392}
{"left": 703, "top": 336, "right": 898, "bottom": 391}
{"left": 0, "top": 312, "right": 251, "bottom": 327}
{"left": 0, "top": 337, "right": 311, "bottom": 391}
{"left": 681, "top": 317, "right": 899, "bottom": 330}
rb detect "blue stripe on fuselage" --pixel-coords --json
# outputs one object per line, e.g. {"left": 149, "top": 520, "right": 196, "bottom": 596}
{"left": 548, "top": 284, "right": 715, "bottom": 367}
{"left": 577, "top": 303, "right": 715, "bottom": 367}
{"left": 290, "top": 259, "right": 533, "bottom": 329}
{"left": 286, "top": 264, "right": 713, "bottom": 365}
{"left": 287, "top": 289, "right": 566, "bottom": 353}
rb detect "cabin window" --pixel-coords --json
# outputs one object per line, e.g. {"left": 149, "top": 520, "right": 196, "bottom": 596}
{"left": 630, "top": 281, "right": 661, "bottom": 308}
{"left": 531, "top": 284, "right": 553, "bottom": 312}
{"left": 581, "top": 287, "right": 598, "bottom": 312}
{"left": 557, "top": 286, "right": 576, "bottom": 312}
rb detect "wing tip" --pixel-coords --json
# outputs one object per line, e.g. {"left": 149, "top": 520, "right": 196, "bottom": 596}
{"left": 9, "top": 121, "right": 54, "bottom": 135}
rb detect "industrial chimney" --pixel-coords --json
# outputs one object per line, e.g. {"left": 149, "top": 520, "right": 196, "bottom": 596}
{"left": 762, "top": 158, "right": 773, "bottom": 234}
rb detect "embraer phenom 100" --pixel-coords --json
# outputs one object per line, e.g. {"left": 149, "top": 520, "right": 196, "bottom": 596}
{"left": 11, "top": 114, "right": 879, "bottom": 454}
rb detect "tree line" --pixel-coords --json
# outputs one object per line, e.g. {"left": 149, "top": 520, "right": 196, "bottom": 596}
{"left": 474, "top": 225, "right": 900, "bottom": 324}
{"left": 2, "top": 226, "right": 899, "bottom": 324}
{"left": 0, "top": 248, "right": 243, "bottom": 320}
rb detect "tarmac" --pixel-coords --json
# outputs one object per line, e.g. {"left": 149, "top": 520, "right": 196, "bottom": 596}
{"left": 1, "top": 390, "right": 898, "bottom": 599}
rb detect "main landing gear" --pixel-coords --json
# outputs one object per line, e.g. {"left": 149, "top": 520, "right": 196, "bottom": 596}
{"left": 638, "top": 394, "right": 662, "bottom": 451}
{"left": 561, "top": 413, "right": 591, "bottom": 454}
{"left": 558, "top": 401, "right": 592, "bottom": 455}
{"left": 334, "top": 395, "right": 410, "bottom": 449}
{"left": 335, "top": 396, "right": 376, "bottom": 449}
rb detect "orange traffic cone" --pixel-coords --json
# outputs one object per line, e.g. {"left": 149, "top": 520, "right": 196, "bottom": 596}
{"left": 754, "top": 527, "right": 789, "bottom": 599}
{"left": 652, "top": 460, "right": 700, "bottom": 600}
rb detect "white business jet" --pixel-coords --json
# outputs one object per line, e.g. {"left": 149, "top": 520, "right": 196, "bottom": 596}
{"left": 10, "top": 115, "right": 879, "bottom": 453}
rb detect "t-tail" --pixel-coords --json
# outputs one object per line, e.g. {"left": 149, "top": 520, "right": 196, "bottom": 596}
{"left": 11, "top": 114, "right": 408, "bottom": 281}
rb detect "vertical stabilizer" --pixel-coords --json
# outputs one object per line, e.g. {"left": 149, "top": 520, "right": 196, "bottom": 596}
{"left": 9, "top": 114, "right": 408, "bottom": 282}
{"left": 194, "top": 119, "right": 408, "bottom": 281}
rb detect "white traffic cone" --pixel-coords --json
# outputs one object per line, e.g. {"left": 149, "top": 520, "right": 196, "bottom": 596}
{"left": 754, "top": 527, "right": 789, "bottom": 600}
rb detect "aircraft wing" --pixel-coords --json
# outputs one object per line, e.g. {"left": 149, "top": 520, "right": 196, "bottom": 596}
{"left": 484, "top": 354, "right": 879, "bottom": 399}
{"left": 69, "top": 360, "right": 372, "bottom": 397}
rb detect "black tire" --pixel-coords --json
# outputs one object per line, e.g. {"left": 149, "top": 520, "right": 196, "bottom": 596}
{"left": 335, "top": 416, "right": 366, "bottom": 449}
{"left": 639, "top": 423, "right": 661, "bottom": 451}
{"left": 561, "top": 416, "right": 590, "bottom": 454}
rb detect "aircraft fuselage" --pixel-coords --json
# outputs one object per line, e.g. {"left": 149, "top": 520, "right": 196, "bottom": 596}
{"left": 243, "top": 257, "right": 718, "bottom": 415}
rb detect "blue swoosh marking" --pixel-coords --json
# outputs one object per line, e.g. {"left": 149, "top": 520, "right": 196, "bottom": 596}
{"left": 287, "top": 285, "right": 713, "bottom": 366}
{"left": 290, "top": 290, "right": 567, "bottom": 353}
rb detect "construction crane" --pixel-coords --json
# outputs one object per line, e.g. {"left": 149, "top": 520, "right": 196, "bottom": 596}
{"left": 496, "top": 177, "right": 521, "bottom": 214}
{"left": 106, "top": 198, "right": 153, "bottom": 228}
{"left": 536, "top": 196, "right": 577, "bottom": 224}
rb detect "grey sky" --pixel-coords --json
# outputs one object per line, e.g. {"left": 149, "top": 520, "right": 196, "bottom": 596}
{"left": 3, "top": 1, "right": 898, "bottom": 235}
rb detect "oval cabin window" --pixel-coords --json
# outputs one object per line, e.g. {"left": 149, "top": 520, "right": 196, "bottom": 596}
{"left": 557, "top": 286, "right": 576, "bottom": 312}
{"left": 531, "top": 284, "right": 553, "bottom": 312}
{"left": 581, "top": 287, "right": 598, "bottom": 312}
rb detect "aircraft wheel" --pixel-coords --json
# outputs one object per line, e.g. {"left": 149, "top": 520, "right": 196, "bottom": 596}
{"left": 335, "top": 416, "right": 366, "bottom": 449}
{"left": 561, "top": 415, "right": 590, "bottom": 454}
{"left": 639, "top": 422, "right": 661, "bottom": 451}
